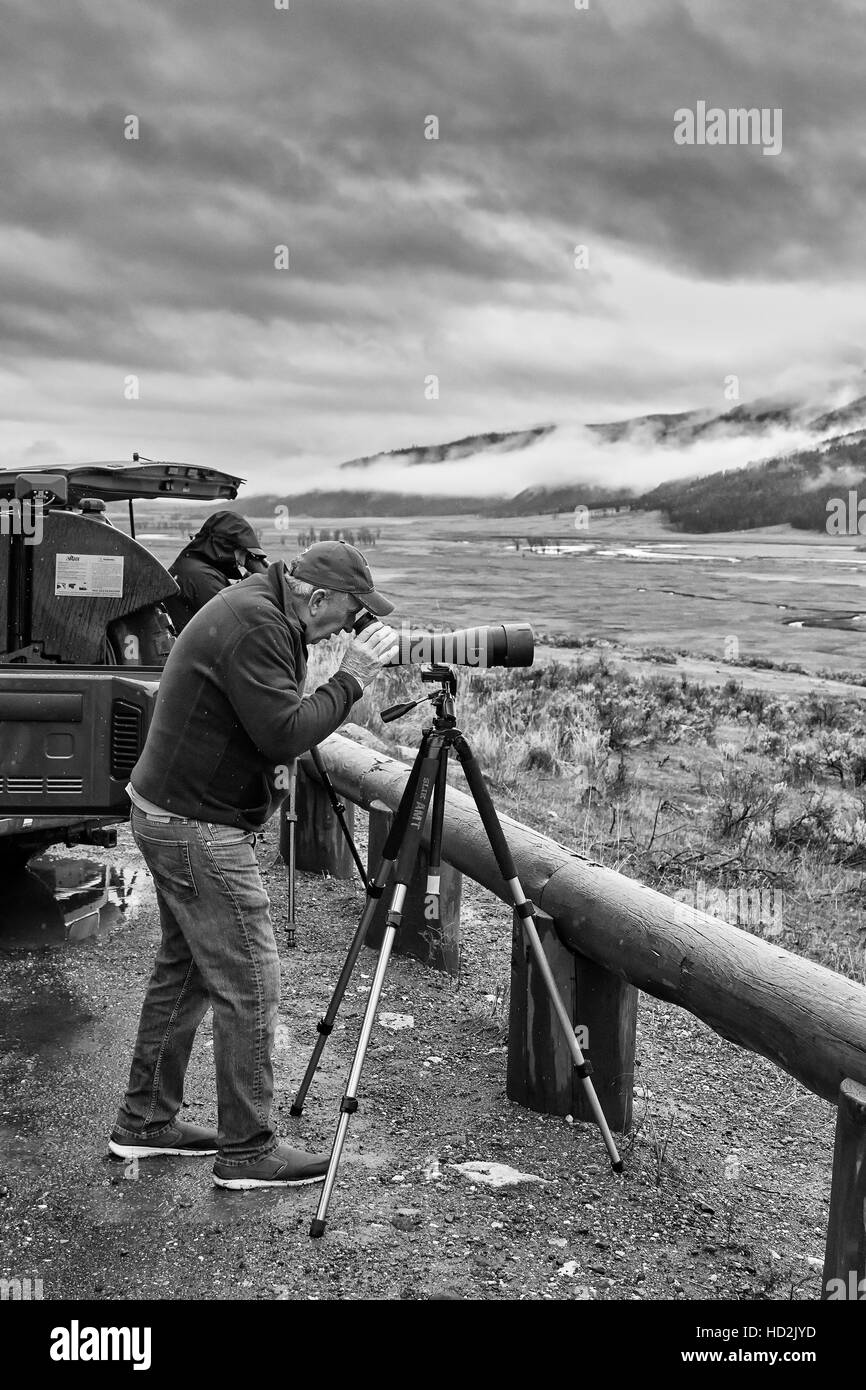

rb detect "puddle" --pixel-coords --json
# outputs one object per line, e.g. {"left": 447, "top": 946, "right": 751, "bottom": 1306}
{"left": 0, "top": 851, "right": 146, "bottom": 951}
{"left": 783, "top": 610, "right": 866, "bottom": 630}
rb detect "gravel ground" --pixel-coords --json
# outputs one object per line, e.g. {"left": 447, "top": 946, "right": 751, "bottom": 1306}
{"left": 0, "top": 822, "right": 836, "bottom": 1302}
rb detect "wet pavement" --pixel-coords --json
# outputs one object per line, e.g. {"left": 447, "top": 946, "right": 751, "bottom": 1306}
{"left": 0, "top": 849, "right": 143, "bottom": 951}
{"left": 0, "top": 826, "right": 406, "bottom": 1300}
{"left": 0, "top": 825, "right": 837, "bottom": 1304}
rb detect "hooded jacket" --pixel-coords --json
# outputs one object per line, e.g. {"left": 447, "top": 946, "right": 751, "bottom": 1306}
{"left": 165, "top": 510, "right": 265, "bottom": 633}
{"left": 132, "top": 561, "right": 362, "bottom": 829}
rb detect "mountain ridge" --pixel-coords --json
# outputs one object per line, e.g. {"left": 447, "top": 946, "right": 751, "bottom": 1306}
{"left": 229, "top": 388, "right": 866, "bottom": 532}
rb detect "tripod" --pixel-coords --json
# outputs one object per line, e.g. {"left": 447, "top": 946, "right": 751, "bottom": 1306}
{"left": 281, "top": 746, "right": 367, "bottom": 947}
{"left": 292, "top": 664, "right": 623, "bottom": 1239}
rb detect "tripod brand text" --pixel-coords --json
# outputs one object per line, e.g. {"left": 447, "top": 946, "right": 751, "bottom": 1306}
{"left": 410, "top": 779, "right": 431, "bottom": 829}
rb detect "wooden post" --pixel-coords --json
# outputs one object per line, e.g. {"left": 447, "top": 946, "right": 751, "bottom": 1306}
{"left": 507, "top": 907, "right": 637, "bottom": 1132}
{"left": 364, "top": 800, "right": 461, "bottom": 975}
{"left": 822, "top": 1078, "right": 866, "bottom": 1300}
{"left": 283, "top": 762, "right": 356, "bottom": 878}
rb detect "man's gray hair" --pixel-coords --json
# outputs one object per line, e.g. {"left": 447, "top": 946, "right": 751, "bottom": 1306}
{"left": 285, "top": 571, "right": 335, "bottom": 602}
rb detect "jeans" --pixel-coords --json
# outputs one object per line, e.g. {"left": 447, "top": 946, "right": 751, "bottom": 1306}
{"left": 114, "top": 807, "right": 280, "bottom": 1164}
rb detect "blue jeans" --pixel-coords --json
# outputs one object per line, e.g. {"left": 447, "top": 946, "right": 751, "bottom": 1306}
{"left": 114, "top": 807, "right": 280, "bottom": 1164}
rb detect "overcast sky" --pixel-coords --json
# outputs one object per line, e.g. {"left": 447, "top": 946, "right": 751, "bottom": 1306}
{"left": 2, "top": 0, "right": 865, "bottom": 495}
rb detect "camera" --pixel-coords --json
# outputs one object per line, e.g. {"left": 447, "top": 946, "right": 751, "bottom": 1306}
{"left": 352, "top": 612, "right": 533, "bottom": 668}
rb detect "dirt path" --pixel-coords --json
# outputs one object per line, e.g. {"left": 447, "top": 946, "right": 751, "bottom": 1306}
{"left": 0, "top": 824, "right": 834, "bottom": 1302}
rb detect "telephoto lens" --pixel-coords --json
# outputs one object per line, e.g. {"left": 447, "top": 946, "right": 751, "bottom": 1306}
{"left": 352, "top": 612, "right": 533, "bottom": 668}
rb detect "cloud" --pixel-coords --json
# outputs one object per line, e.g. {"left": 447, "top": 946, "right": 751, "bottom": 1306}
{"left": 306, "top": 419, "right": 849, "bottom": 501}
{"left": 1, "top": 0, "right": 865, "bottom": 488}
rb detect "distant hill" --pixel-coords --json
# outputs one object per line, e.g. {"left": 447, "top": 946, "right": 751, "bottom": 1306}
{"left": 634, "top": 430, "right": 866, "bottom": 532}
{"left": 486, "top": 484, "right": 636, "bottom": 517}
{"left": 231, "top": 484, "right": 638, "bottom": 521}
{"left": 228, "top": 489, "right": 489, "bottom": 519}
{"left": 583, "top": 398, "right": 814, "bottom": 446}
{"left": 225, "top": 386, "right": 866, "bottom": 532}
{"left": 337, "top": 425, "right": 554, "bottom": 470}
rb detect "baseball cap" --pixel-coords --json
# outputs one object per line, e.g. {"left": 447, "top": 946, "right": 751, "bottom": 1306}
{"left": 289, "top": 540, "right": 394, "bottom": 617}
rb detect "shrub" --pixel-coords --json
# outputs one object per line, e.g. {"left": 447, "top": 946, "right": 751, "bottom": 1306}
{"left": 709, "top": 764, "right": 785, "bottom": 839}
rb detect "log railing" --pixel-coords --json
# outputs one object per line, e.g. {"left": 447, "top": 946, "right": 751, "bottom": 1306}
{"left": 288, "top": 732, "right": 866, "bottom": 1301}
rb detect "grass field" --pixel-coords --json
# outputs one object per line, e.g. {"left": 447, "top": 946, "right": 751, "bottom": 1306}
{"left": 132, "top": 506, "right": 866, "bottom": 678}
{"left": 310, "top": 649, "right": 866, "bottom": 986}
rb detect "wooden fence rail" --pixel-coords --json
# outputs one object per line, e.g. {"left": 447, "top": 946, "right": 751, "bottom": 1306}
{"left": 300, "top": 735, "right": 866, "bottom": 1103}
{"left": 297, "top": 733, "right": 866, "bottom": 1297}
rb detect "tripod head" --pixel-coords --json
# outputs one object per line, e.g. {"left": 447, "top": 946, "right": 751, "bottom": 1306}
{"left": 420, "top": 663, "right": 457, "bottom": 692}
{"left": 380, "top": 664, "right": 457, "bottom": 724}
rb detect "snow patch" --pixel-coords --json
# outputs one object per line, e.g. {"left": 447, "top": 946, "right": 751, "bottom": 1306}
{"left": 448, "top": 1161, "right": 548, "bottom": 1188}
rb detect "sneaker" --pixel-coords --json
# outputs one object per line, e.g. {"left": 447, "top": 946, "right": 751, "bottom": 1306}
{"left": 212, "top": 1141, "right": 330, "bottom": 1189}
{"left": 108, "top": 1120, "right": 219, "bottom": 1159}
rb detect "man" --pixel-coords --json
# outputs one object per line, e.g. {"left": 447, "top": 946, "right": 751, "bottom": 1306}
{"left": 109, "top": 541, "right": 399, "bottom": 1188}
{"left": 164, "top": 510, "right": 269, "bottom": 634}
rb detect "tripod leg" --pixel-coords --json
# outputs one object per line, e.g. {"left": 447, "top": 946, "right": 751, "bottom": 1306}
{"left": 424, "top": 751, "right": 449, "bottom": 922}
{"left": 453, "top": 734, "right": 623, "bottom": 1174}
{"left": 309, "top": 745, "right": 367, "bottom": 888}
{"left": 310, "top": 896, "right": 401, "bottom": 1238}
{"left": 284, "top": 764, "right": 297, "bottom": 948}
{"left": 310, "top": 736, "right": 446, "bottom": 1237}
{"left": 291, "top": 734, "right": 431, "bottom": 1117}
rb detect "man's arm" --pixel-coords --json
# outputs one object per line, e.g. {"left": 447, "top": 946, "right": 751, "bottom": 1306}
{"left": 222, "top": 622, "right": 361, "bottom": 765}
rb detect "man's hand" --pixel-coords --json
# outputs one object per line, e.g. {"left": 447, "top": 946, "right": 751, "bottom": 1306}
{"left": 244, "top": 555, "right": 269, "bottom": 575}
{"left": 338, "top": 621, "right": 400, "bottom": 690}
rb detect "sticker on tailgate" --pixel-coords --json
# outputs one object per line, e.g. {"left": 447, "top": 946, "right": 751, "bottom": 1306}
{"left": 55, "top": 554, "right": 124, "bottom": 597}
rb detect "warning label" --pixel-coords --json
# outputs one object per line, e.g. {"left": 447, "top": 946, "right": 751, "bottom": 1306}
{"left": 54, "top": 554, "right": 124, "bottom": 597}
